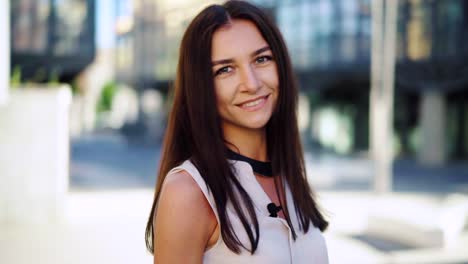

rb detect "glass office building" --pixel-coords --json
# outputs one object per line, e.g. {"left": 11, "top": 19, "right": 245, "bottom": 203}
{"left": 11, "top": 0, "right": 95, "bottom": 81}
{"left": 13, "top": 0, "right": 467, "bottom": 159}
{"left": 113, "top": 0, "right": 468, "bottom": 159}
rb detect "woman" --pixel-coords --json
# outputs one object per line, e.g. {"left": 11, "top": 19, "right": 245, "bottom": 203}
{"left": 145, "top": 1, "right": 329, "bottom": 263}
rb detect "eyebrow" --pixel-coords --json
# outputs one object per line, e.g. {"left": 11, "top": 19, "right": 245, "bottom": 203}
{"left": 211, "top": 46, "right": 271, "bottom": 66}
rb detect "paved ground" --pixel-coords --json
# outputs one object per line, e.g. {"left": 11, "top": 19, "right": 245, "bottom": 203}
{"left": 70, "top": 132, "right": 160, "bottom": 190}
{"left": 1, "top": 131, "right": 467, "bottom": 264}
{"left": 1, "top": 190, "right": 467, "bottom": 264}
{"left": 70, "top": 131, "right": 468, "bottom": 195}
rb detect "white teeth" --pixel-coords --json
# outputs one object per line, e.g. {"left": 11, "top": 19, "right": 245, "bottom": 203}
{"left": 242, "top": 98, "right": 264, "bottom": 107}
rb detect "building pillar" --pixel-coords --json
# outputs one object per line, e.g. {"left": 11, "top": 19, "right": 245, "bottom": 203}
{"left": 464, "top": 104, "right": 468, "bottom": 157}
{"left": 1, "top": 1, "right": 72, "bottom": 224}
{"left": 419, "top": 90, "right": 447, "bottom": 166}
{"left": 370, "top": 0, "right": 398, "bottom": 193}
{"left": 0, "top": 0, "right": 9, "bottom": 105}
{"left": 0, "top": 86, "right": 72, "bottom": 224}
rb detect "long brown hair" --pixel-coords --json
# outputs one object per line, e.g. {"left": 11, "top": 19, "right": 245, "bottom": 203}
{"left": 145, "top": 0, "right": 328, "bottom": 255}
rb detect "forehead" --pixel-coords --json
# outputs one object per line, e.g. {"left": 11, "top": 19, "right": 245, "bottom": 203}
{"left": 211, "top": 19, "right": 269, "bottom": 59}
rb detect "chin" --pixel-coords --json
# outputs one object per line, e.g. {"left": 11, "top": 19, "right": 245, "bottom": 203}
{"left": 222, "top": 110, "right": 273, "bottom": 131}
{"left": 242, "top": 117, "right": 271, "bottom": 130}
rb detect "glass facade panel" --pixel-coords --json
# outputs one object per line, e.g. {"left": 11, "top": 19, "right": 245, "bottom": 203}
{"left": 11, "top": 0, "right": 95, "bottom": 80}
{"left": 399, "top": 0, "right": 466, "bottom": 62}
{"left": 113, "top": 0, "right": 466, "bottom": 87}
{"left": 271, "top": 0, "right": 371, "bottom": 70}
{"left": 11, "top": 0, "right": 49, "bottom": 53}
{"left": 433, "top": 0, "right": 464, "bottom": 58}
{"left": 54, "top": 0, "right": 89, "bottom": 55}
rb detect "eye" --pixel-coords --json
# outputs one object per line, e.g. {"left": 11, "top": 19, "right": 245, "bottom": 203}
{"left": 255, "top": 55, "right": 273, "bottom": 64}
{"left": 214, "top": 66, "right": 233, "bottom": 76}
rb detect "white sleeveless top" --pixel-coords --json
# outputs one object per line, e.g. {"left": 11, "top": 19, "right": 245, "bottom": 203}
{"left": 166, "top": 159, "right": 329, "bottom": 264}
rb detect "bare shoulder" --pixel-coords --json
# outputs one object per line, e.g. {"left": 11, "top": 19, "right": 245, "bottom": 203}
{"left": 161, "top": 170, "right": 203, "bottom": 199}
{"left": 153, "top": 170, "right": 217, "bottom": 263}
{"left": 156, "top": 169, "right": 215, "bottom": 226}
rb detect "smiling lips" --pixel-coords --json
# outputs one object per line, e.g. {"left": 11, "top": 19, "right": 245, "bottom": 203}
{"left": 237, "top": 94, "right": 270, "bottom": 111}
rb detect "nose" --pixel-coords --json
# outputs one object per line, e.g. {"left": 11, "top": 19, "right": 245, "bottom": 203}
{"left": 239, "top": 65, "right": 261, "bottom": 93}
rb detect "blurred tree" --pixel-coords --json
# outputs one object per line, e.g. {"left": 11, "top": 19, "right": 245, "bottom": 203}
{"left": 10, "top": 65, "right": 22, "bottom": 89}
{"left": 96, "top": 81, "right": 118, "bottom": 113}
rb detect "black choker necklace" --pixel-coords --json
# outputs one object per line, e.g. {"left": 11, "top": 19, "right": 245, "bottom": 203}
{"left": 226, "top": 148, "right": 273, "bottom": 177}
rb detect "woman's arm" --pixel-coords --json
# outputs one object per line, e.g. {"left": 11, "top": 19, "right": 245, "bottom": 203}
{"left": 153, "top": 171, "right": 217, "bottom": 264}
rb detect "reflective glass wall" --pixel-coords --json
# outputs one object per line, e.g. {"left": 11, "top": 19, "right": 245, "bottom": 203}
{"left": 11, "top": 0, "right": 95, "bottom": 80}
{"left": 112, "top": 0, "right": 468, "bottom": 160}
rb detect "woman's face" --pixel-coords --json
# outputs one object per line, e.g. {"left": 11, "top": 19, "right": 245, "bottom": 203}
{"left": 211, "top": 19, "right": 279, "bottom": 133}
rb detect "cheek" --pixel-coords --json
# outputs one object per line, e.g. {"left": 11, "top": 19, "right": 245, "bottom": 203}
{"left": 214, "top": 79, "right": 237, "bottom": 105}
{"left": 258, "top": 66, "right": 279, "bottom": 90}
{"left": 271, "top": 67, "right": 280, "bottom": 89}
{"left": 264, "top": 67, "right": 279, "bottom": 106}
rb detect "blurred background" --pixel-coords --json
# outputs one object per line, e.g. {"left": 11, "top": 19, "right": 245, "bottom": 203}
{"left": 1, "top": 0, "right": 468, "bottom": 263}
